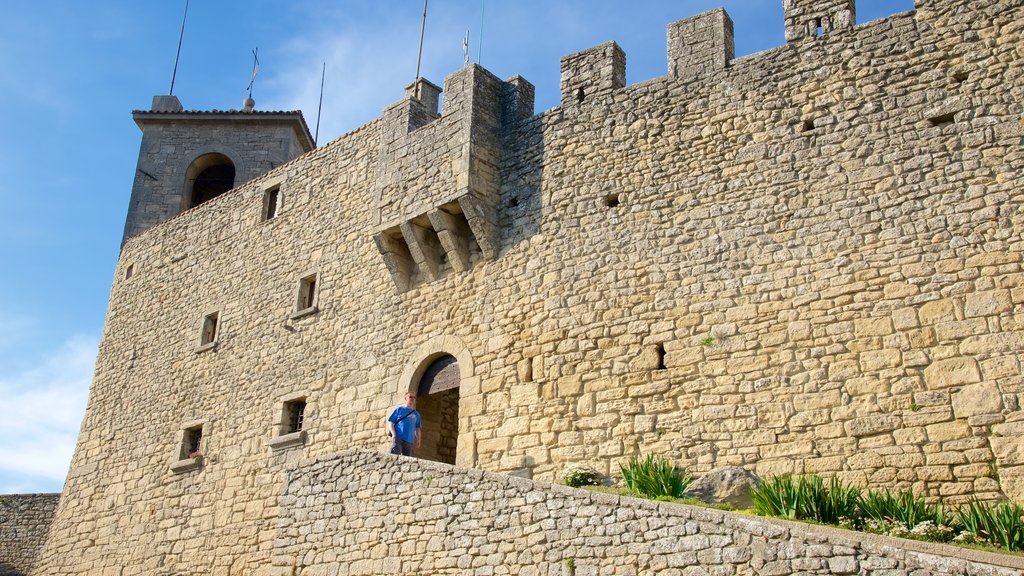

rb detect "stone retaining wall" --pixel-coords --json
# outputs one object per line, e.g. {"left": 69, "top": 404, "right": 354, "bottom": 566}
{"left": 273, "top": 449, "right": 1024, "bottom": 576}
{"left": 0, "top": 494, "right": 59, "bottom": 576}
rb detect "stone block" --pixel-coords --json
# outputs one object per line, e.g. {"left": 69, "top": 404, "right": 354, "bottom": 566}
{"left": 854, "top": 317, "right": 893, "bottom": 337}
{"left": 926, "top": 421, "right": 972, "bottom": 442}
{"left": 919, "top": 299, "right": 959, "bottom": 325}
{"left": 845, "top": 415, "right": 901, "bottom": 438}
{"left": 964, "top": 290, "right": 1012, "bottom": 317}
{"left": 923, "top": 358, "right": 980, "bottom": 389}
{"left": 951, "top": 382, "right": 1003, "bottom": 419}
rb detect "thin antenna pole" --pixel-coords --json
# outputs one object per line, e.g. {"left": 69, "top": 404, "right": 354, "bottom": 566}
{"left": 169, "top": 0, "right": 190, "bottom": 95}
{"left": 314, "top": 62, "right": 326, "bottom": 147}
{"left": 477, "top": 0, "right": 485, "bottom": 65}
{"left": 415, "top": 0, "right": 428, "bottom": 79}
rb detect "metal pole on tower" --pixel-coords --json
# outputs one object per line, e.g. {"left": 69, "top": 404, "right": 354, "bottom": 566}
{"left": 415, "top": 0, "right": 428, "bottom": 79}
{"left": 315, "top": 62, "right": 326, "bottom": 147}
{"left": 169, "top": 0, "right": 190, "bottom": 95}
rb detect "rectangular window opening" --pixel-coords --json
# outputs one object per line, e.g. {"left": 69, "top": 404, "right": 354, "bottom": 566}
{"left": 264, "top": 186, "right": 281, "bottom": 220}
{"left": 125, "top": 263, "right": 134, "bottom": 279}
{"left": 297, "top": 274, "right": 317, "bottom": 311}
{"left": 656, "top": 344, "right": 667, "bottom": 370}
{"left": 201, "top": 312, "right": 219, "bottom": 346}
{"left": 185, "top": 426, "right": 202, "bottom": 457}
{"left": 929, "top": 112, "right": 956, "bottom": 127}
{"left": 286, "top": 399, "right": 306, "bottom": 433}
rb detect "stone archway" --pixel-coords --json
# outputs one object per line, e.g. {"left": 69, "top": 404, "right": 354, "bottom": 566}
{"left": 415, "top": 355, "right": 459, "bottom": 464}
{"left": 398, "top": 336, "right": 477, "bottom": 467}
{"left": 182, "top": 152, "right": 237, "bottom": 210}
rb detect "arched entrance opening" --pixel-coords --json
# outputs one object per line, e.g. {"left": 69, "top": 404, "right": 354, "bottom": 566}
{"left": 184, "top": 153, "right": 236, "bottom": 209}
{"left": 414, "top": 354, "right": 459, "bottom": 464}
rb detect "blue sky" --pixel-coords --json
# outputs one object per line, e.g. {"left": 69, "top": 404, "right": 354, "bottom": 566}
{"left": 0, "top": 0, "right": 913, "bottom": 494}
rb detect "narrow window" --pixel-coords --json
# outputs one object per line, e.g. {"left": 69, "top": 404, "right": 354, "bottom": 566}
{"left": 125, "top": 264, "right": 134, "bottom": 279}
{"left": 201, "top": 312, "right": 219, "bottom": 346}
{"left": 656, "top": 344, "right": 667, "bottom": 370}
{"left": 929, "top": 112, "right": 956, "bottom": 127}
{"left": 184, "top": 426, "right": 203, "bottom": 457}
{"left": 264, "top": 186, "right": 280, "bottom": 220}
{"left": 286, "top": 399, "right": 306, "bottom": 433}
{"left": 576, "top": 87, "right": 585, "bottom": 103}
{"left": 297, "top": 274, "right": 317, "bottom": 311}
{"left": 813, "top": 18, "right": 823, "bottom": 38}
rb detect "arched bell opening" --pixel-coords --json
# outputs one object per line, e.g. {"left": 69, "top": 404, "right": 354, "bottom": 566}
{"left": 183, "top": 153, "right": 236, "bottom": 210}
{"left": 413, "top": 354, "right": 460, "bottom": 465}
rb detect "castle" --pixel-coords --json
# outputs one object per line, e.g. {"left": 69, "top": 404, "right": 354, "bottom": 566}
{"left": 5, "top": 0, "right": 1024, "bottom": 574}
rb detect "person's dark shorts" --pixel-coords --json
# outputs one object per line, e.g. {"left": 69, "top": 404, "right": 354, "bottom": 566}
{"left": 390, "top": 438, "right": 414, "bottom": 456}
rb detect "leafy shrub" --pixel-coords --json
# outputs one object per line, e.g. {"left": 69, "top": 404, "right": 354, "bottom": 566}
{"left": 562, "top": 465, "right": 601, "bottom": 488}
{"left": 953, "top": 499, "right": 1024, "bottom": 552}
{"left": 620, "top": 455, "right": 692, "bottom": 499}
{"left": 750, "top": 475, "right": 859, "bottom": 525}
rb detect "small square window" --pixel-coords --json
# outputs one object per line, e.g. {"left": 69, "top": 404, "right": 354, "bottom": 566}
{"left": 171, "top": 422, "right": 206, "bottom": 473}
{"left": 270, "top": 395, "right": 308, "bottom": 450}
{"left": 264, "top": 186, "right": 281, "bottom": 220}
{"left": 198, "top": 311, "right": 219, "bottom": 349}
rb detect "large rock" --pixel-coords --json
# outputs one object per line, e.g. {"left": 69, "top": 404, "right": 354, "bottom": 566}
{"left": 683, "top": 467, "right": 762, "bottom": 509}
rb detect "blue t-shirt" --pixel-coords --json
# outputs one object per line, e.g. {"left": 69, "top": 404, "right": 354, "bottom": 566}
{"left": 388, "top": 406, "right": 420, "bottom": 443}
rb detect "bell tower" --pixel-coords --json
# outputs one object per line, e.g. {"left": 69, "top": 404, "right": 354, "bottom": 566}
{"left": 122, "top": 95, "right": 314, "bottom": 243}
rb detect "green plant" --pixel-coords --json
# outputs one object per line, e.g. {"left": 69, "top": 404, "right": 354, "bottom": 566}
{"left": 701, "top": 335, "right": 715, "bottom": 347}
{"left": 562, "top": 465, "right": 601, "bottom": 488}
{"left": 424, "top": 474, "right": 433, "bottom": 485}
{"left": 564, "top": 557, "right": 576, "bottom": 570}
{"left": 620, "top": 454, "right": 692, "bottom": 499}
{"left": 750, "top": 475, "right": 859, "bottom": 525}
{"left": 859, "top": 488, "right": 947, "bottom": 531}
{"left": 953, "top": 499, "right": 1024, "bottom": 551}
{"left": 910, "top": 402, "right": 922, "bottom": 412}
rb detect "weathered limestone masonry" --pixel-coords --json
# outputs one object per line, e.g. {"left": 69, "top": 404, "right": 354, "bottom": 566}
{"left": 32, "top": 0, "right": 1024, "bottom": 573}
{"left": 122, "top": 95, "right": 313, "bottom": 242}
{"left": 0, "top": 494, "right": 59, "bottom": 576}
{"left": 273, "top": 449, "right": 1024, "bottom": 575}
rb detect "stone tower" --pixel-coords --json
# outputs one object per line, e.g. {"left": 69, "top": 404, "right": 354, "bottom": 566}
{"left": 122, "top": 94, "right": 314, "bottom": 243}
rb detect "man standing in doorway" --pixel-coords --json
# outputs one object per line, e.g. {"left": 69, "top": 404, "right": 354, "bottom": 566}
{"left": 387, "top": 392, "right": 421, "bottom": 456}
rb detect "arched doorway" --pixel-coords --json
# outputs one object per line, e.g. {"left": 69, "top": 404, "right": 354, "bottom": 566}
{"left": 184, "top": 153, "right": 236, "bottom": 209}
{"left": 414, "top": 354, "right": 459, "bottom": 464}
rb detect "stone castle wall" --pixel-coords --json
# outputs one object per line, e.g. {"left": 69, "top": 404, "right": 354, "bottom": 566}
{"left": 0, "top": 494, "right": 59, "bottom": 576}
{"left": 272, "top": 449, "right": 1024, "bottom": 576}
{"left": 34, "top": 0, "right": 1024, "bottom": 573}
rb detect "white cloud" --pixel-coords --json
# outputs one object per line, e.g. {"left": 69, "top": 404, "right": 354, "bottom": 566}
{"left": 0, "top": 335, "right": 96, "bottom": 494}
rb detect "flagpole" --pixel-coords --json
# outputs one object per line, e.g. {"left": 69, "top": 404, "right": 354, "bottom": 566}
{"left": 415, "top": 0, "right": 428, "bottom": 79}
{"left": 169, "top": 0, "right": 190, "bottom": 95}
{"left": 477, "top": 0, "right": 485, "bottom": 65}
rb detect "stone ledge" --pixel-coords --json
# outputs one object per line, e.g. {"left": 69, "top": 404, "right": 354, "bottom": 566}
{"left": 269, "top": 431, "right": 306, "bottom": 451}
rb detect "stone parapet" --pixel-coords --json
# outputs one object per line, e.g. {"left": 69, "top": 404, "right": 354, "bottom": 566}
{"left": 0, "top": 494, "right": 59, "bottom": 576}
